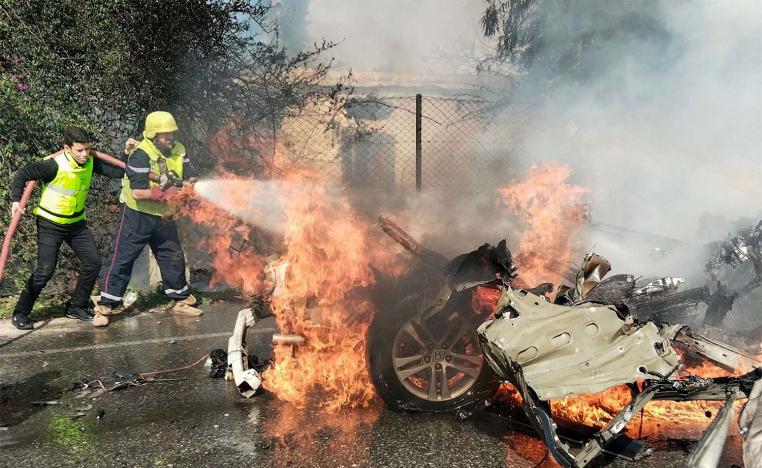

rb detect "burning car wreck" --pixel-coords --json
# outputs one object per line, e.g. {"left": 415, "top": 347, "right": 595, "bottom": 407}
{"left": 373, "top": 217, "right": 762, "bottom": 467}
{"left": 479, "top": 283, "right": 761, "bottom": 467}
{"left": 226, "top": 216, "right": 762, "bottom": 467}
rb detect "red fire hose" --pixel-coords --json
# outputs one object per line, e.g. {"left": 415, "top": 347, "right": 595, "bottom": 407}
{"left": 0, "top": 149, "right": 158, "bottom": 284}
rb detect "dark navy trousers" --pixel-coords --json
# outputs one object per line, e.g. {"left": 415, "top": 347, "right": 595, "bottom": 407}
{"left": 98, "top": 205, "right": 189, "bottom": 307}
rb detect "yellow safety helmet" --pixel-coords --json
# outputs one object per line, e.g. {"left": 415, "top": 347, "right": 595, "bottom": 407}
{"left": 143, "top": 111, "right": 178, "bottom": 139}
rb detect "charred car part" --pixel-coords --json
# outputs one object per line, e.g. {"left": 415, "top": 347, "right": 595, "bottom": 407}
{"left": 555, "top": 253, "right": 728, "bottom": 326}
{"left": 369, "top": 216, "right": 516, "bottom": 412}
{"left": 226, "top": 258, "right": 335, "bottom": 398}
{"left": 477, "top": 252, "right": 762, "bottom": 468}
{"left": 706, "top": 220, "right": 762, "bottom": 301}
{"left": 227, "top": 307, "right": 263, "bottom": 397}
{"left": 582, "top": 270, "right": 735, "bottom": 327}
{"left": 227, "top": 294, "right": 293, "bottom": 397}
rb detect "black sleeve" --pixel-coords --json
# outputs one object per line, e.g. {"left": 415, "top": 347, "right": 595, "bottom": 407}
{"left": 10, "top": 159, "right": 58, "bottom": 201}
{"left": 93, "top": 156, "right": 125, "bottom": 179}
{"left": 183, "top": 155, "right": 199, "bottom": 179}
{"left": 126, "top": 149, "right": 151, "bottom": 190}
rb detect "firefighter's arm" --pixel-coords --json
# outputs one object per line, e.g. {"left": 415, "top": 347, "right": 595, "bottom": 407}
{"left": 9, "top": 159, "right": 59, "bottom": 217}
{"left": 126, "top": 149, "right": 157, "bottom": 200}
{"left": 132, "top": 186, "right": 179, "bottom": 201}
{"left": 130, "top": 188, "right": 157, "bottom": 200}
{"left": 10, "top": 159, "right": 58, "bottom": 202}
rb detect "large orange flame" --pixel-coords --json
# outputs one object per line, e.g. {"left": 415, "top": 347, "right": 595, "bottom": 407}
{"left": 172, "top": 158, "right": 406, "bottom": 411}
{"left": 549, "top": 359, "right": 741, "bottom": 437}
{"left": 261, "top": 167, "right": 406, "bottom": 411}
{"left": 497, "top": 164, "right": 587, "bottom": 288}
{"left": 489, "top": 164, "right": 754, "bottom": 436}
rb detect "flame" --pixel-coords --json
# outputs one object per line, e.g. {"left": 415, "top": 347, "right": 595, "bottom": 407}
{"left": 497, "top": 164, "right": 587, "bottom": 288}
{"left": 551, "top": 388, "right": 719, "bottom": 436}
{"left": 549, "top": 356, "right": 751, "bottom": 435}
{"left": 494, "top": 382, "right": 524, "bottom": 405}
{"left": 171, "top": 182, "right": 271, "bottom": 294}
{"left": 472, "top": 285, "right": 502, "bottom": 317}
{"left": 261, "top": 167, "right": 406, "bottom": 411}
{"left": 494, "top": 367, "right": 737, "bottom": 437}
{"left": 171, "top": 133, "right": 407, "bottom": 412}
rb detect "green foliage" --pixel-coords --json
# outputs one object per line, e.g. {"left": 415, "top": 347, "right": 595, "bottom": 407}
{"left": 48, "top": 411, "right": 94, "bottom": 453}
{"left": 0, "top": 0, "right": 345, "bottom": 296}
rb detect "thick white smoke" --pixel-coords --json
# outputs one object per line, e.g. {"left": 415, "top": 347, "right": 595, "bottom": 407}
{"left": 302, "top": 0, "right": 490, "bottom": 74}
{"left": 281, "top": 1, "right": 762, "bottom": 329}
{"left": 512, "top": 2, "right": 762, "bottom": 244}
{"left": 495, "top": 1, "right": 762, "bottom": 329}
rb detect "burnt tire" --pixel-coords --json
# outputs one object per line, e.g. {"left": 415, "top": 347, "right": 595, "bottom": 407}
{"left": 368, "top": 291, "right": 497, "bottom": 413}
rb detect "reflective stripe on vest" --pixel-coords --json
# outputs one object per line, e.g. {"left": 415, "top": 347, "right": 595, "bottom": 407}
{"left": 120, "top": 138, "right": 185, "bottom": 217}
{"left": 33, "top": 152, "right": 93, "bottom": 224}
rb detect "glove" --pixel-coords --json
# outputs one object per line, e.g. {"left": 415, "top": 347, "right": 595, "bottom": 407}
{"left": 124, "top": 138, "right": 139, "bottom": 155}
{"left": 11, "top": 201, "right": 25, "bottom": 217}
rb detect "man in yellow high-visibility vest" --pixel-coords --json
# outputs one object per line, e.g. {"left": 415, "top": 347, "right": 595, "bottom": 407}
{"left": 9, "top": 127, "right": 124, "bottom": 330}
{"left": 95, "top": 111, "right": 202, "bottom": 325}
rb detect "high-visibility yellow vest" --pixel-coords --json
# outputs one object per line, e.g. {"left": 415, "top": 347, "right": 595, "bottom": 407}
{"left": 33, "top": 152, "right": 93, "bottom": 224}
{"left": 120, "top": 138, "right": 185, "bottom": 217}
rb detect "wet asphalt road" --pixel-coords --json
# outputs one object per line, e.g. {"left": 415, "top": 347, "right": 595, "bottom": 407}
{"left": 0, "top": 301, "right": 746, "bottom": 467}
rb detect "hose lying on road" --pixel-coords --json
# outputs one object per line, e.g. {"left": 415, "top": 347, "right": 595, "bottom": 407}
{"left": 80, "top": 352, "right": 213, "bottom": 393}
{"left": 138, "top": 352, "right": 210, "bottom": 378}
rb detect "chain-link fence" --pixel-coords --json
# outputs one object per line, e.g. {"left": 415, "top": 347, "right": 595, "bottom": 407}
{"left": 282, "top": 94, "right": 519, "bottom": 195}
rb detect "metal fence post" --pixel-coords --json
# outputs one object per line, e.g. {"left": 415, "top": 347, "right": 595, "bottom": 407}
{"left": 415, "top": 93, "right": 422, "bottom": 192}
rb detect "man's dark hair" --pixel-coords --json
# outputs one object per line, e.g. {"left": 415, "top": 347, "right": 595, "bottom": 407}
{"left": 63, "top": 127, "right": 91, "bottom": 146}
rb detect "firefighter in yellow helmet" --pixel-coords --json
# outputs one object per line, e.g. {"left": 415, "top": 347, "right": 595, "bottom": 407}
{"left": 95, "top": 112, "right": 201, "bottom": 325}
{"left": 8, "top": 127, "right": 124, "bottom": 330}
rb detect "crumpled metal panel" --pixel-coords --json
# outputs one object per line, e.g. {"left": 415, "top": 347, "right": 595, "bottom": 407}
{"left": 555, "top": 253, "right": 610, "bottom": 304}
{"left": 478, "top": 287, "right": 681, "bottom": 400}
{"left": 574, "top": 253, "right": 611, "bottom": 300}
{"left": 632, "top": 276, "right": 686, "bottom": 295}
{"left": 685, "top": 395, "right": 736, "bottom": 468}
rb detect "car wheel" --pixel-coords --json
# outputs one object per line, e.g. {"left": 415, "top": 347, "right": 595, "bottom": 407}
{"left": 369, "top": 290, "right": 497, "bottom": 412}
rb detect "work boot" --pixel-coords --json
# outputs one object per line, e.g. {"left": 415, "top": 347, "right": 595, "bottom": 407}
{"left": 94, "top": 304, "right": 114, "bottom": 315}
{"left": 65, "top": 307, "right": 94, "bottom": 322}
{"left": 11, "top": 314, "right": 33, "bottom": 330}
{"left": 92, "top": 305, "right": 112, "bottom": 327}
{"left": 171, "top": 294, "right": 203, "bottom": 317}
{"left": 92, "top": 313, "right": 109, "bottom": 327}
{"left": 92, "top": 296, "right": 124, "bottom": 315}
